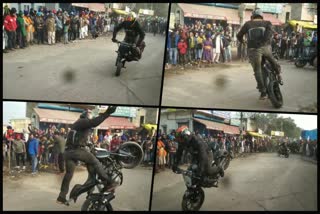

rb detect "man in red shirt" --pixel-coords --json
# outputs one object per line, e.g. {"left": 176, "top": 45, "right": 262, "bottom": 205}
{"left": 109, "top": 135, "right": 121, "bottom": 152}
{"left": 4, "top": 8, "right": 18, "bottom": 50}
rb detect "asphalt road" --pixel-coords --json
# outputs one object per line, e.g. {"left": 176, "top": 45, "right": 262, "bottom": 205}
{"left": 3, "top": 33, "right": 165, "bottom": 106}
{"left": 151, "top": 153, "right": 317, "bottom": 211}
{"left": 162, "top": 60, "right": 317, "bottom": 112}
{"left": 3, "top": 166, "right": 153, "bottom": 211}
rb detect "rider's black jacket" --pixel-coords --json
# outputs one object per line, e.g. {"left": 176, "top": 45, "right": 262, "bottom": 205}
{"left": 67, "top": 111, "right": 113, "bottom": 148}
{"left": 174, "top": 135, "right": 209, "bottom": 175}
{"left": 237, "top": 19, "right": 273, "bottom": 49}
{"left": 113, "top": 20, "right": 145, "bottom": 45}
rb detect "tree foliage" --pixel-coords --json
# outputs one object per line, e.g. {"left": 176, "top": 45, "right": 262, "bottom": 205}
{"left": 252, "top": 113, "right": 302, "bottom": 138}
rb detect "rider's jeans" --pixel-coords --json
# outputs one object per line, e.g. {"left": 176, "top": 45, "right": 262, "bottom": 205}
{"left": 58, "top": 148, "right": 111, "bottom": 200}
{"left": 247, "top": 45, "right": 280, "bottom": 94}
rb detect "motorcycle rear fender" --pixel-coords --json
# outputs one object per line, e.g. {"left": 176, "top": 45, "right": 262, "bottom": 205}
{"left": 69, "top": 182, "right": 96, "bottom": 202}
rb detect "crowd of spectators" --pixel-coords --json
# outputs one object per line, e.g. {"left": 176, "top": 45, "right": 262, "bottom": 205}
{"left": 166, "top": 21, "right": 234, "bottom": 69}
{"left": 3, "top": 5, "right": 168, "bottom": 53}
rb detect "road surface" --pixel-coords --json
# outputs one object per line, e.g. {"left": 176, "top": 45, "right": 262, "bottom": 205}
{"left": 151, "top": 153, "right": 317, "bottom": 211}
{"left": 3, "top": 166, "right": 153, "bottom": 211}
{"left": 3, "top": 33, "right": 165, "bottom": 106}
{"left": 162, "top": 60, "right": 317, "bottom": 112}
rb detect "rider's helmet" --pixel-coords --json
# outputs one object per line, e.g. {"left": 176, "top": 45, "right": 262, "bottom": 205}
{"left": 251, "top": 8, "right": 263, "bottom": 19}
{"left": 126, "top": 11, "right": 137, "bottom": 22}
{"left": 175, "top": 126, "right": 191, "bottom": 143}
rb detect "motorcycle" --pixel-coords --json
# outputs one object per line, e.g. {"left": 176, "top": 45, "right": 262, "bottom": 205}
{"left": 178, "top": 147, "right": 231, "bottom": 211}
{"left": 262, "top": 56, "right": 283, "bottom": 108}
{"left": 278, "top": 146, "right": 290, "bottom": 158}
{"left": 295, "top": 47, "right": 317, "bottom": 69}
{"left": 114, "top": 40, "right": 139, "bottom": 76}
{"left": 69, "top": 141, "right": 144, "bottom": 211}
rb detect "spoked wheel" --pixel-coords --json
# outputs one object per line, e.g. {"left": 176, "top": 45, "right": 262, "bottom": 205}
{"left": 81, "top": 198, "right": 113, "bottom": 211}
{"left": 115, "top": 56, "right": 122, "bottom": 77}
{"left": 268, "top": 80, "right": 283, "bottom": 108}
{"left": 118, "top": 142, "right": 144, "bottom": 169}
{"left": 181, "top": 188, "right": 205, "bottom": 211}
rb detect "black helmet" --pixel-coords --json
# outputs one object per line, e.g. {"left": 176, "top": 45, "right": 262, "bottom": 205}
{"left": 80, "top": 111, "right": 88, "bottom": 118}
{"left": 252, "top": 8, "right": 263, "bottom": 19}
{"left": 10, "top": 7, "right": 17, "bottom": 15}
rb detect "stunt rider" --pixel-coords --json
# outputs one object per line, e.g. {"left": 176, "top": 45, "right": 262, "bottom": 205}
{"left": 237, "top": 8, "right": 283, "bottom": 100}
{"left": 57, "top": 106, "right": 117, "bottom": 206}
{"left": 172, "top": 126, "right": 224, "bottom": 180}
{"left": 112, "top": 11, "right": 146, "bottom": 62}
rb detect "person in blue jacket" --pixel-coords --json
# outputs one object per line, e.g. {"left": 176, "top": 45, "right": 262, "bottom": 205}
{"left": 28, "top": 133, "right": 39, "bottom": 175}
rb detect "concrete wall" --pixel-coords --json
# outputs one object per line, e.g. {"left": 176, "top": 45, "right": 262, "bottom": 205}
{"left": 278, "top": 4, "right": 291, "bottom": 23}
{"left": 290, "top": 3, "right": 315, "bottom": 22}
{"left": 159, "top": 110, "right": 194, "bottom": 134}
{"left": 131, "top": 108, "right": 146, "bottom": 128}
{"left": 145, "top": 108, "right": 159, "bottom": 125}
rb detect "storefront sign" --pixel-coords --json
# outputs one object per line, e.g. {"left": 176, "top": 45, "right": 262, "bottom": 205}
{"left": 197, "top": 110, "right": 231, "bottom": 119}
{"left": 139, "top": 9, "right": 154, "bottom": 16}
{"left": 256, "top": 3, "right": 283, "bottom": 14}
{"left": 271, "top": 130, "right": 285, "bottom": 136}
{"left": 98, "top": 106, "right": 137, "bottom": 118}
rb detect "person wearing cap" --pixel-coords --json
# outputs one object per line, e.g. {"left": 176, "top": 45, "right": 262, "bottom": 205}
{"left": 46, "top": 12, "right": 56, "bottom": 45}
{"left": 237, "top": 8, "right": 283, "bottom": 100}
{"left": 4, "top": 7, "right": 18, "bottom": 50}
{"left": 112, "top": 11, "right": 146, "bottom": 62}
{"left": 172, "top": 126, "right": 224, "bottom": 179}
{"left": 35, "top": 11, "right": 45, "bottom": 44}
{"left": 57, "top": 106, "right": 117, "bottom": 205}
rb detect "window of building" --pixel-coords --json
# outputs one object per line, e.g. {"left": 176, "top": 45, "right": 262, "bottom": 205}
{"left": 140, "top": 116, "right": 145, "bottom": 125}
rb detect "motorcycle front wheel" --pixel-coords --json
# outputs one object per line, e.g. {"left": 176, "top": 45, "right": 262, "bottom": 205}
{"left": 181, "top": 187, "right": 205, "bottom": 211}
{"left": 81, "top": 198, "right": 113, "bottom": 211}
{"left": 268, "top": 79, "right": 283, "bottom": 109}
{"left": 115, "top": 55, "right": 122, "bottom": 77}
{"left": 118, "top": 141, "right": 144, "bottom": 169}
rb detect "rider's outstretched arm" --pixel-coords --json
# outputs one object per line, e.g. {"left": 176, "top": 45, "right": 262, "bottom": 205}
{"left": 113, "top": 22, "right": 124, "bottom": 40}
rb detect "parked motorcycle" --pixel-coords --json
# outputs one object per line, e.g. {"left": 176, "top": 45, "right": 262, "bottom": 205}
{"left": 69, "top": 141, "right": 143, "bottom": 211}
{"left": 262, "top": 56, "right": 283, "bottom": 108}
{"left": 278, "top": 146, "right": 290, "bottom": 158}
{"left": 177, "top": 148, "right": 231, "bottom": 211}
{"left": 114, "top": 40, "right": 139, "bottom": 76}
{"left": 295, "top": 47, "right": 317, "bottom": 69}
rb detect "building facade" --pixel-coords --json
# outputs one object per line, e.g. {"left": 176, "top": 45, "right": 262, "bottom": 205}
{"left": 290, "top": 3, "right": 317, "bottom": 22}
{"left": 9, "top": 118, "right": 31, "bottom": 133}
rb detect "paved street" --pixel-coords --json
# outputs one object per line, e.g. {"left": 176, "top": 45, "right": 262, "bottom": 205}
{"left": 3, "top": 166, "right": 153, "bottom": 211}
{"left": 151, "top": 153, "right": 317, "bottom": 211}
{"left": 162, "top": 60, "right": 317, "bottom": 112}
{"left": 3, "top": 33, "right": 165, "bottom": 105}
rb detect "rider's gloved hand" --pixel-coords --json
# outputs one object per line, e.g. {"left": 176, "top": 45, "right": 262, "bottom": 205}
{"left": 106, "top": 106, "right": 117, "bottom": 115}
{"left": 112, "top": 38, "right": 117, "bottom": 43}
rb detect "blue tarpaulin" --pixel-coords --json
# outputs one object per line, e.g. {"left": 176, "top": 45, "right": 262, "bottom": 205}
{"left": 301, "top": 129, "right": 318, "bottom": 140}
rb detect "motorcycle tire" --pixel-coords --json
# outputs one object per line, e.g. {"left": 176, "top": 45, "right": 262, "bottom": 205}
{"left": 81, "top": 198, "right": 113, "bottom": 211}
{"left": 223, "top": 156, "right": 231, "bottom": 170}
{"left": 118, "top": 141, "right": 144, "bottom": 169}
{"left": 182, "top": 187, "right": 205, "bottom": 211}
{"left": 295, "top": 60, "right": 307, "bottom": 68}
{"left": 115, "top": 56, "right": 122, "bottom": 77}
{"left": 285, "top": 154, "right": 289, "bottom": 158}
{"left": 268, "top": 80, "right": 283, "bottom": 109}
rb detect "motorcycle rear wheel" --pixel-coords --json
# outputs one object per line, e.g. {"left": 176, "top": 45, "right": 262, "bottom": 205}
{"left": 81, "top": 198, "right": 113, "bottom": 211}
{"left": 118, "top": 141, "right": 144, "bottom": 169}
{"left": 295, "top": 60, "right": 307, "bottom": 68}
{"left": 182, "top": 187, "right": 205, "bottom": 211}
{"left": 268, "top": 79, "right": 283, "bottom": 108}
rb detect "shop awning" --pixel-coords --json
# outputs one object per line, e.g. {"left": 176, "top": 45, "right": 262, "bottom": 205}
{"left": 34, "top": 108, "right": 80, "bottom": 124}
{"left": 245, "top": 11, "right": 282, "bottom": 26}
{"left": 193, "top": 118, "right": 240, "bottom": 134}
{"left": 178, "top": 3, "right": 239, "bottom": 24}
{"left": 97, "top": 117, "right": 136, "bottom": 130}
{"left": 112, "top": 9, "right": 128, "bottom": 15}
{"left": 72, "top": 3, "right": 90, "bottom": 8}
{"left": 248, "top": 131, "right": 267, "bottom": 138}
{"left": 288, "top": 20, "right": 317, "bottom": 29}
{"left": 88, "top": 3, "right": 105, "bottom": 12}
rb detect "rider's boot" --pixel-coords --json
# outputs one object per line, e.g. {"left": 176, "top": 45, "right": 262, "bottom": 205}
{"left": 260, "top": 92, "right": 268, "bottom": 100}
{"left": 56, "top": 196, "right": 70, "bottom": 206}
